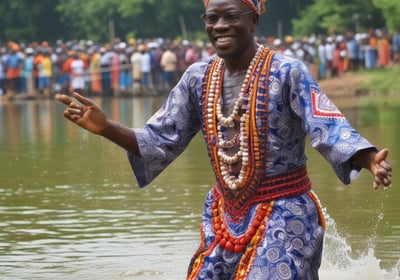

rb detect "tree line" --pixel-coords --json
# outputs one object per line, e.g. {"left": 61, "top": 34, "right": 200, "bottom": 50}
{"left": 1, "top": 0, "right": 399, "bottom": 44}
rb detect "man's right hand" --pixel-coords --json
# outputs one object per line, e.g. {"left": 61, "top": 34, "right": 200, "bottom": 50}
{"left": 55, "top": 92, "right": 108, "bottom": 135}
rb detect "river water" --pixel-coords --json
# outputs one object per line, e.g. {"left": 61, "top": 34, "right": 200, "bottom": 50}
{"left": 0, "top": 96, "right": 399, "bottom": 279}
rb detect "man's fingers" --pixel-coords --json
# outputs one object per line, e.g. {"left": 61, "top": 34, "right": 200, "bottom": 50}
{"left": 66, "top": 106, "right": 82, "bottom": 115}
{"left": 72, "top": 92, "right": 95, "bottom": 107}
{"left": 55, "top": 94, "right": 74, "bottom": 106}
{"left": 373, "top": 170, "right": 392, "bottom": 190}
{"left": 374, "top": 177, "right": 382, "bottom": 189}
{"left": 56, "top": 92, "right": 95, "bottom": 109}
{"left": 379, "top": 160, "right": 392, "bottom": 172}
{"left": 382, "top": 177, "right": 391, "bottom": 186}
{"left": 63, "top": 108, "right": 82, "bottom": 121}
{"left": 375, "top": 148, "right": 389, "bottom": 162}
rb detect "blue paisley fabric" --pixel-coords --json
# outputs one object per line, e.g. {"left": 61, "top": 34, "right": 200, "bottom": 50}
{"left": 191, "top": 191, "right": 324, "bottom": 280}
{"left": 127, "top": 51, "right": 375, "bottom": 279}
{"left": 128, "top": 52, "right": 373, "bottom": 187}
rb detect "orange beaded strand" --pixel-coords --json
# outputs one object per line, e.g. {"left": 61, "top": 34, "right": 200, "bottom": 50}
{"left": 235, "top": 201, "right": 274, "bottom": 279}
{"left": 212, "top": 198, "right": 274, "bottom": 253}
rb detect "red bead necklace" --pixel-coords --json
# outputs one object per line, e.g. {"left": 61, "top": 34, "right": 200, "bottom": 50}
{"left": 211, "top": 198, "right": 274, "bottom": 253}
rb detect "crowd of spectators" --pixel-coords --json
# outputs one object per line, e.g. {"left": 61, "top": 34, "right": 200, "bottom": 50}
{"left": 1, "top": 27, "right": 400, "bottom": 99}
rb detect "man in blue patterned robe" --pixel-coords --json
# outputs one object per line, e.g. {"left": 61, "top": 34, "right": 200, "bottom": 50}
{"left": 56, "top": 0, "right": 392, "bottom": 278}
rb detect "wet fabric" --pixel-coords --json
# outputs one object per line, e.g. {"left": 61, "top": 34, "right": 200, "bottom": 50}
{"left": 187, "top": 191, "right": 324, "bottom": 279}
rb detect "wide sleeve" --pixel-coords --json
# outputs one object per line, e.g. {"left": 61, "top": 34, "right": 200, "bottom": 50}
{"left": 128, "top": 63, "right": 204, "bottom": 187}
{"left": 280, "top": 55, "right": 376, "bottom": 184}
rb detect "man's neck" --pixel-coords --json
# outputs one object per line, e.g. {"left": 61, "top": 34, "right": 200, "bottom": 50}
{"left": 223, "top": 43, "right": 258, "bottom": 74}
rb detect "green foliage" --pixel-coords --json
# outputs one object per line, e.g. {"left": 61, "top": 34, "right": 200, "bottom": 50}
{"left": 56, "top": 0, "right": 121, "bottom": 42}
{"left": 0, "top": 0, "right": 61, "bottom": 42}
{"left": 0, "top": 0, "right": 393, "bottom": 43}
{"left": 361, "top": 67, "right": 400, "bottom": 94}
{"left": 372, "top": 0, "right": 400, "bottom": 31}
{"left": 55, "top": 0, "right": 204, "bottom": 42}
{"left": 292, "top": 0, "right": 383, "bottom": 36}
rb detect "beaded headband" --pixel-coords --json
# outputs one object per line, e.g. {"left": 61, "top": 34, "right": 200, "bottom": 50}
{"left": 203, "top": 0, "right": 267, "bottom": 15}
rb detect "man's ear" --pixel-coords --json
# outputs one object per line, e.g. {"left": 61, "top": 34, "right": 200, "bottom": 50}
{"left": 251, "top": 14, "right": 259, "bottom": 33}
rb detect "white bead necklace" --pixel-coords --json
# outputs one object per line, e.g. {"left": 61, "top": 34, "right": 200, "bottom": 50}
{"left": 209, "top": 45, "right": 263, "bottom": 190}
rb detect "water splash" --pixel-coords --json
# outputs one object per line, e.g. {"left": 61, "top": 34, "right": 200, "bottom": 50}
{"left": 320, "top": 210, "right": 400, "bottom": 280}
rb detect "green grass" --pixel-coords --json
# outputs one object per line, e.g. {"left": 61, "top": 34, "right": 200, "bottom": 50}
{"left": 358, "top": 65, "right": 400, "bottom": 94}
{"left": 358, "top": 95, "right": 400, "bottom": 108}
{"left": 355, "top": 65, "right": 400, "bottom": 107}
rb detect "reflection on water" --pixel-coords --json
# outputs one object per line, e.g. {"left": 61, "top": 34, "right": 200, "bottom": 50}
{"left": 0, "top": 97, "right": 399, "bottom": 279}
{"left": 0, "top": 182, "right": 202, "bottom": 280}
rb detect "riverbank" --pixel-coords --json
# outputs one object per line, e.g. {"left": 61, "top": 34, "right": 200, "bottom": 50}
{"left": 320, "top": 65, "right": 400, "bottom": 108}
{"left": 322, "top": 65, "right": 400, "bottom": 96}
{"left": 2, "top": 65, "right": 399, "bottom": 107}
{"left": 319, "top": 71, "right": 373, "bottom": 97}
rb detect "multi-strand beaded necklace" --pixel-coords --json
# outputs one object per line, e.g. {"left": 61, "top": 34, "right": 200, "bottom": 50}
{"left": 203, "top": 45, "right": 274, "bottom": 215}
{"left": 214, "top": 46, "right": 263, "bottom": 190}
{"left": 187, "top": 46, "right": 277, "bottom": 279}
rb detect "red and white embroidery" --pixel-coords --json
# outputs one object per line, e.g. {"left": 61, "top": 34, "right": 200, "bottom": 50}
{"left": 311, "top": 86, "right": 344, "bottom": 119}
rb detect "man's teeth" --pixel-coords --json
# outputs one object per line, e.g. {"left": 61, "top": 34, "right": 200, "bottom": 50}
{"left": 217, "top": 37, "right": 231, "bottom": 43}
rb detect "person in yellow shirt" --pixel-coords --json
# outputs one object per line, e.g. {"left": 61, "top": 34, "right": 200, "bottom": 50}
{"left": 38, "top": 49, "right": 53, "bottom": 97}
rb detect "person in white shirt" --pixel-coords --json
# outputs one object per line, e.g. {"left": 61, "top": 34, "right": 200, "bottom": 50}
{"left": 160, "top": 45, "right": 177, "bottom": 90}
{"left": 140, "top": 46, "right": 152, "bottom": 90}
{"left": 130, "top": 46, "right": 143, "bottom": 92}
{"left": 325, "top": 37, "right": 335, "bottom": 77}
{"left": 70, "top": 53, "right": 85, "bottom": 94}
